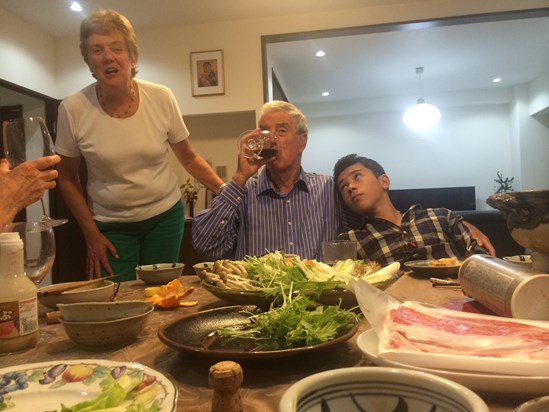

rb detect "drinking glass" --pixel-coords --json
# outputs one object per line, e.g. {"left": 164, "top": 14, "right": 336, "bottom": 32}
{"left": 2, "top": 221, "right": 56, "bottom": 285}
{"left": 322, "top": 240, "right": 357, "bottom": 265}
{"left": 2, "top": 116, "right": 68, "bottom": 227}
{"left": 238, "top": 129, "right": 278, "bottom": 160}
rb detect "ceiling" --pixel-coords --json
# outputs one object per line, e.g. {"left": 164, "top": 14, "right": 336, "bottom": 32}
{"left": 1, "top": 1, "right": 549, "bottom": 111}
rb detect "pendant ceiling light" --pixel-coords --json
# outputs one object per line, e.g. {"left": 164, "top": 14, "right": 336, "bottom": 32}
{"left": 402, "top": 67, "right": 441, "bottom": 131}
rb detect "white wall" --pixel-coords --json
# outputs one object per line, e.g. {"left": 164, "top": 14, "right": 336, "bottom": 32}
{"left": 1, "top": 0, "right": 548, "bottom": 217}
{"left": 0, "top": 8, "right": 57, "bottom": 97}
{"left": 303, "top": 102, "right": 512, "bottom": 210}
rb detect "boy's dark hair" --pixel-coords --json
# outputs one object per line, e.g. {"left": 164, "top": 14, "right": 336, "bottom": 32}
{"left": 333, "top": 154, "right": 386, "bottom": 184}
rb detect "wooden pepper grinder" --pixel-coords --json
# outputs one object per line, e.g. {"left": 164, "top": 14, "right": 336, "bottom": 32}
{"left": 209, "top": 360, "right": 244, "bottom": 412}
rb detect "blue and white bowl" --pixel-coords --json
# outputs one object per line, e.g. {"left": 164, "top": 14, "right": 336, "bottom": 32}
{"left": 279, "top": 367, "right": 489, "bottom": 412}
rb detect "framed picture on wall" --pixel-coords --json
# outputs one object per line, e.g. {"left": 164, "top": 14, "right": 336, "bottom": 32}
{"left": 190, "top": 50, "right": 225, "bottom": 96}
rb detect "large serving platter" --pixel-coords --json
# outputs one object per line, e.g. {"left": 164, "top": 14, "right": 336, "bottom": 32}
{"left": 201, "top": 281, "right": 359, "bottom": 308}
{"left": 357, "top": 329, "right": 549, "bottom": 395}
{"left": 0, "top": 359, "right": 177, "bottom": 411}
{"left": 158, "top": 305, "right": 359, "bottom": 360}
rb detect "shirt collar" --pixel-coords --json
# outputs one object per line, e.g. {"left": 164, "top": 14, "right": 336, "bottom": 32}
{"left": 257, "top": 167, "right": 309, "bottom": 195}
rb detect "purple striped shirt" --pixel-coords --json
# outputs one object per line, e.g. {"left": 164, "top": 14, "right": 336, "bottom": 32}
{"left": 192, "top": 168, "right": 343, "bottom": 260}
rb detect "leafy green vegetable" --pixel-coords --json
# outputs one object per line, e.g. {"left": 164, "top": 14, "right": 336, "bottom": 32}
{"left": 217, "top": 286, "right": 359, "bottom": 350}
{"left": 59, "top": 369, "right": 160, "bottom": 412}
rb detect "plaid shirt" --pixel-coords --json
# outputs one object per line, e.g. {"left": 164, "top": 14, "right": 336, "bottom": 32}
{"left": 338, "top": 204, "right": 486, "bottom": 266}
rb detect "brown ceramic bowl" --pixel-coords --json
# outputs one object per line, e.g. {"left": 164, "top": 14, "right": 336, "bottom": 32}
{"left": 486, "top": 190, "right": 549, "bottom": 254}
{"left": 136, "top": 263, "right": 184, "bottom": 284}
{"left": 57, "top": 301, "right": 154, "bottom": 350}
{"left": 38, "top": 280, "right": 116, "bottom": 310}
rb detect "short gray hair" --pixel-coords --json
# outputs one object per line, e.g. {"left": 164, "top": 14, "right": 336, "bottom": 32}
{"left": 80, "top": 9, "right": 139, "bottom": 77}
{"left": 258, "top": 100, "right": 308, "bottom": 135}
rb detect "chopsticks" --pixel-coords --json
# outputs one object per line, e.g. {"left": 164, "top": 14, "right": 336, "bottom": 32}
{"left": 38, "top": 275, "right": 117, "bottom": 297}
{"left": 430, "top": 277, "right": 461, "bottom": 289}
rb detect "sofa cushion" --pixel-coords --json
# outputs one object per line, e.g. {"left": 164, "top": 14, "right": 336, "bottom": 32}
{"left": 457, "top": 210, "right": 525, "bottom": 258}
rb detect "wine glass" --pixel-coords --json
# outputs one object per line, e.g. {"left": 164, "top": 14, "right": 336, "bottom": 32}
{"left": 238, "top": 129, "right": 278, "bottom": 160}
{"left": 1, "top": 221, "right": 56, "bottom": 285}
{"left": 2, "top": 116, "right": 68, "bottom": 227}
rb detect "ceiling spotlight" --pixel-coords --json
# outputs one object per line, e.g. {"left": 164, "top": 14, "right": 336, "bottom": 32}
{"left": 402, "top": 67, "right": 441, "bottom": 131}
{"left": 70, "top": 2, "right": 83, "bottom": 12}
{"left": 321, "top": 91, "right": 330, "bottom": 97}
{"left": 492, "top": 77, "right": 502, "bottom": 83}
{"left": 315, "top": 50, "right": 326, "bottom": 57}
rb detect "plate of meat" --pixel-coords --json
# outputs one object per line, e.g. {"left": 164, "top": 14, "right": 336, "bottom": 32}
{"left": 357, "top": 329, "right": 549, "bottom": 396}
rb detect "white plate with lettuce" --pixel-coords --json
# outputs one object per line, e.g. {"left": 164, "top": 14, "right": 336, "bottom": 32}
{"left": 0, "top": 359, "right": 177, "bottom": 411}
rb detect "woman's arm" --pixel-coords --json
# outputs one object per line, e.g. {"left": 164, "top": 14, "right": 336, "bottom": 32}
{"left": 57, "top": 155, "right": 118, "bottom": 279}
{"left": 170, "top": 139, "right": 224, "bottom": 193}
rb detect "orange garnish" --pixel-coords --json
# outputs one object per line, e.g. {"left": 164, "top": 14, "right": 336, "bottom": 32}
{"left": 179, "top": 300, "right": 198, "bottom": 307}
{"left": 146, "top": 279, "right": 196, "bottom": 309}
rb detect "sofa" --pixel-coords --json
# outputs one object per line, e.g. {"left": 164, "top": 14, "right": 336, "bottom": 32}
{"left": 457, "top": 210, "right": 525, "bottom": 258}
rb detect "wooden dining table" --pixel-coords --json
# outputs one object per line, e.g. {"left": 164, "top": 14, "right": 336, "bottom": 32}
{"left": 0, "top": 273, "right": 541, "bottom": 411}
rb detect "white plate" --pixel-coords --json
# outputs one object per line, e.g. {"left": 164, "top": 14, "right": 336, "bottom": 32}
{"left": 503, "top": 255, "right": 532, "bottom": 265}
{"left": 357, "top": 329, "right": 549, "bottom": 395}
{"left": 404, "top": 260, "right": 462, "bottom": 277}
{"left": 0, "top": 359, "right": 177, "bottom": 411}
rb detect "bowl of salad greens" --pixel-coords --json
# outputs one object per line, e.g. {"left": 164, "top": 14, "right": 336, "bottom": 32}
{"left": 158, "top": 292, "right": 360, "bottom": 360}
{"left": 198, "top": 252, "right": 400, "bottom": 308}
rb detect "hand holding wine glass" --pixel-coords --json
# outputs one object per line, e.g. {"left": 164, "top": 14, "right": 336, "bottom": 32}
{"left": 2, "top": 117, "right": 68, "bottom": 227}
{"left": 238, "top": 129, "right": 278, "bottom": 160}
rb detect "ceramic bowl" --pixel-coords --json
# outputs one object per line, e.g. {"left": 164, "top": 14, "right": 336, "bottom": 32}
{"left": 486, "top": 190, "right": 549, "bottom": 255}
{"left": 192, "top": 262, "right": 215, "bottom": 279}
{"left": 136, "top": 263, "right": 184, "bottom": 284}
{"left": 57, "top": 301, "right": 154, "bottom": 350}
{"left": 487, "top": 190, "right": 549, "bottom": 272}
{"left": 515, "top": 396, "right": 549, "bottom": 412}
{"left": 279, "top": 366, "right": 489, "bottom": 412}
{"left": 38, "top": 280, "right": 115, "bottom": 310}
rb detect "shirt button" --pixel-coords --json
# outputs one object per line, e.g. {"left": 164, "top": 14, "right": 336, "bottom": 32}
{"left": 220, "top": 220, "right": 226, "bottom": 225}
{"left": 289, "top": 241, "right": 294, "bottom": 246}
{"left": 286, "top": 199, "right": 291, "bottom": 204}
{"left": 236, "top": 196, "right": 242, "bottom": 202}
{"left": 288, "top": 221, "right": 292, "bottom": 226}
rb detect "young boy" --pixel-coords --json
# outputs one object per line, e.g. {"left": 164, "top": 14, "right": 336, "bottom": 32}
{"left": 333, "top": 154, "right": 487, "bottom": 265}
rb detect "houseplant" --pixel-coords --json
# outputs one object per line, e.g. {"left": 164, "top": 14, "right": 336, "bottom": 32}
{"left": 180, "top": 178, "right": 203, "bottom": 218}
{"left": 494, "top": 171, "right": 514, "bottom": 193}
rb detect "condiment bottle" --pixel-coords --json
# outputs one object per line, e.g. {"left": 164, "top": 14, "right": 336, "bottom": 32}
{"left": 0, "top": 232, "right": 39, "bottom": 353}
{"left": 209, "top": 360, "right": 243, "bottom": 412}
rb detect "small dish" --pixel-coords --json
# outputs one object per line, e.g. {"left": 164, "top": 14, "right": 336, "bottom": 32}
{"left": 515, "top": 396, "right": 549, "bottom": 412}
{"left": 279, "top": 366, "right": 489, "bottom": 412}
{"left": 503, "top": 255, "right": 532, "bottom": 265}
{"left": 405, "top": 259, "right": 462, "bottom": 278}
{"left": 136, "top": 263, "right": 184, "bottom": 284}
{"left": 38, "top": 280, "right": 115, "bottom": 310}
{"left": 192, "top": 262, "right": 215, "bottom": 278}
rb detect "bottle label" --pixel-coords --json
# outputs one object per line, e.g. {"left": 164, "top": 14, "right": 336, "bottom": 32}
{"left": 0, "top": 298, "right": 38, "bottom": 338}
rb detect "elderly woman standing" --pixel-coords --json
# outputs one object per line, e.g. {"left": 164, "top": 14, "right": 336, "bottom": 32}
{"left": 56, "top": 9, "right": 224, "bottom": 281}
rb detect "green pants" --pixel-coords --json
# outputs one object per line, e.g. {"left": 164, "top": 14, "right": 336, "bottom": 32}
{"left": 95, "top": 201, "right": 185, "bottom": 281}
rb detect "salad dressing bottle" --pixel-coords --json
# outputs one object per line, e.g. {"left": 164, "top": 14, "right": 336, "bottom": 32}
{"left": 0, "top": 232, "right": 39, "bottom": 353}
